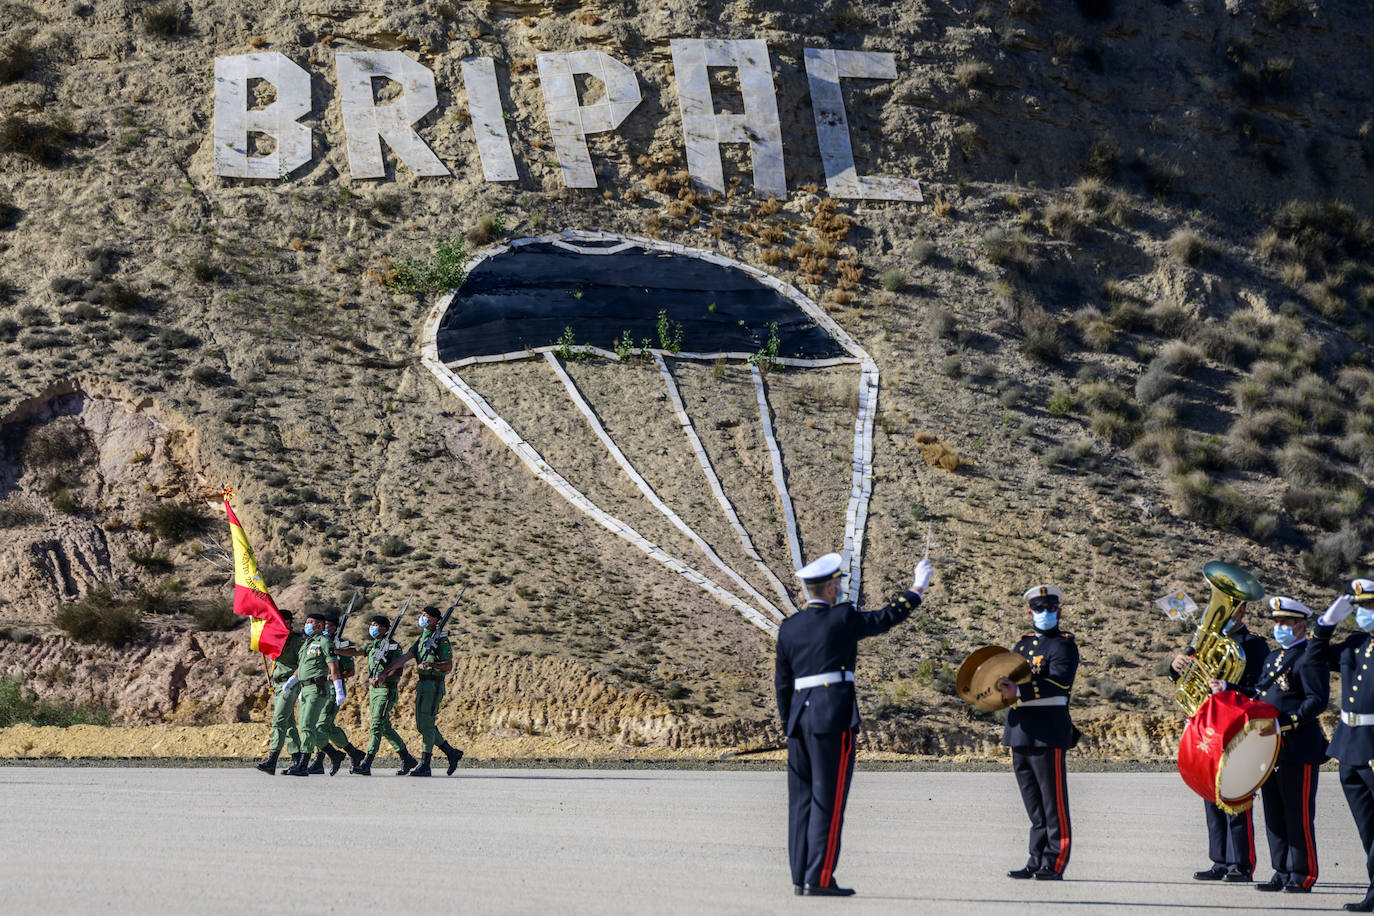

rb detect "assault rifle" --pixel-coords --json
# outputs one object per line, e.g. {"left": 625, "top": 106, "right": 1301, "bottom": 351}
{"left": 370, "top": 595, "right": 411, "bottom": 674}
{"left": 333, "top": 590, "right": 359, "bottom": 649}
{"left": 421, "top": 586, "right": 466, "bottom": 658}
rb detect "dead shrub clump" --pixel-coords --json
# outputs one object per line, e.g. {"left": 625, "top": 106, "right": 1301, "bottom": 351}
{"left": 914, "top": 431, "right": 964, "bottom": 471}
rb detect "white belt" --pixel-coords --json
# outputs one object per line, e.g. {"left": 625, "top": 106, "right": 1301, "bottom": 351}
{"left": 1018, "top": 696, "right": 1068, "bottom": 708}
{"left": 794, "top": 671, "right": 855, "bottom": 691}
{"left": 1343, "top": 711, "right": 1374, "bottom": 727}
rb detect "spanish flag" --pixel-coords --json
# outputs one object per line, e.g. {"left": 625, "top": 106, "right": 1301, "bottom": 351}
{"left": 223, "top": 489, "right": 289, "bottom": 659}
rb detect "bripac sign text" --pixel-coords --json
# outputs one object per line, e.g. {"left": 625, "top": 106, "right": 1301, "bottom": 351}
{"left": 213, "top": 39, "right": 922, "bottom": 201}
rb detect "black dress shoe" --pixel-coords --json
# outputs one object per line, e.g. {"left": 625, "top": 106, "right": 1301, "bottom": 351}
{"left": 1007, "top": 867, "right": 1035, "bottom": 879}
{"left": 1344, "top": 891, "right": 1374, "bottom": 913}
{"left": 1034, "top": 869, "right": 1063, "bottom": 881}
{"left": 803, "top": 883, "right": 856, "bottom": 897}
{"left": 793, "top": 885, "right": 803, "bottom": 896}
{"left": 1255, "top": 875, "right": 1285, "bottom": 892}
{"left": 1284, "top": 884, "right": 1311, "bottom": 894}
{"left": 1194, "top": 865, "right": 1228, "bottom": 881}
{"left": 1223, "top": 871, "right": 1252, "bottom": 883}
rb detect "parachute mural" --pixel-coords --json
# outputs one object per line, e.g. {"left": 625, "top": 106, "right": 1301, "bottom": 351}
{"left": 420, "top": 231, "right": 878, "bottom": 636}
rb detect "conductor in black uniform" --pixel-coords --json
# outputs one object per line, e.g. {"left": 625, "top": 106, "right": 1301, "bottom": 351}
{"left": 1216, "top": 595, "right": 1328, "bottom": 894}
{"left": 998, "top": 584, "right": 1080, "bottom": 880}
{"left": 774, "top": 551, "right": 933, "bottom": 897}
{"left": 1168, "top": 603, "right": 1268, "bottom": 882}
{"left": 1313, "top": 578, "right": 1374, "bottom": 912}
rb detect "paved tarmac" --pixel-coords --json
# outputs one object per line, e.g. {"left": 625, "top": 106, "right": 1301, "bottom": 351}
{"left": 0, "top": 766, "right": 1368, "bottom": 914}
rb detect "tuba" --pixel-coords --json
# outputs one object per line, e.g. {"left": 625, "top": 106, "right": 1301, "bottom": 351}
{"left": 1173, "top": 561, "right": 1266, "bottom": 716}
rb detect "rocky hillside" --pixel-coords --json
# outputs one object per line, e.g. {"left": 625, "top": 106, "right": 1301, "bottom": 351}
{"left": 0, "top": 0, "right": 1372, "bottom": 758}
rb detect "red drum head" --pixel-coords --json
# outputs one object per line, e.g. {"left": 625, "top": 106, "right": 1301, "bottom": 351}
{"left": 1177, "top": 691, "right": 1281, "bottom": 814}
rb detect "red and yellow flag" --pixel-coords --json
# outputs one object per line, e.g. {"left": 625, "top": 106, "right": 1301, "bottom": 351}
{"left": 223, "top": 489, "right": 289, "bottom": 659}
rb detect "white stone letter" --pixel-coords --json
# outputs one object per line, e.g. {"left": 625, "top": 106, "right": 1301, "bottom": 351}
{"left": 536, "top": 51, "right": 641, "bottom": 189}
{"left": 669, "top": 39, "right": 785, "bottom": 198}
{"left": 336, "top": 51, "right": 450, "bottom": 180}
{"left": 803, "top": 49, "right": 922, "bottom": 201}
{"left": 213, "top": 53, "right": 312, "bottom": 179}
{"left": 460, "top": 57, "right": 519, "bottom": 182}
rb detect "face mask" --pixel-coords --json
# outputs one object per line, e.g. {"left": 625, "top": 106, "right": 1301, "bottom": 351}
{"left": 1032, "top": 610, "right": 1059, "bottom": 631}
{"left": 1273, "top": 623, "right": 1297, "bottom": 647}
{"left": 417, "top": 616, "right": 430, "bottom": 629}
{"left": 369, "top": 625, "right": 382, "bottom": 638}
{"left": 1357, "top": 609, "right": 1374, "bottom": 633}
{"left": 303, "top": 623, "right": 316, "bottom": 636}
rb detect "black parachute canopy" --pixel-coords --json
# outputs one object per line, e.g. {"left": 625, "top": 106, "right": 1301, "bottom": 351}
{"left": 434, "top": 240, "right": 849, "bottom": 364}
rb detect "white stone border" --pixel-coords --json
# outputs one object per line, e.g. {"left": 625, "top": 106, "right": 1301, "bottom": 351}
{"left": 655, "top": 353, "right": 797, "bottom": 615}
{"left": 751, "top": 365, "right": 804, "bottom": 575}
{"left": 420, "top": 230, "right": 880, "bottom": 617}
{"left": 544, "top": 352, "right": 786, "bottom": 623}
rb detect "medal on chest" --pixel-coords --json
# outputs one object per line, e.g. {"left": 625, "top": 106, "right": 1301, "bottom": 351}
{"left": 1031, "top": 655, "right": 1044, "bottom": 675}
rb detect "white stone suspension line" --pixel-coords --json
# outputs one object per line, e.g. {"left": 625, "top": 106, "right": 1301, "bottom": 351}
{"left": 750, "top": 366, "right": 804, "bottom": 575}
{"left": 543, "top": 352, "right": 787, "bottom": 624}
{"left": 654, "top": 354, "right": 796, "bottom": 617}
{"left": 841, "top": 362, "right": 879, "bottom": 603}
{"left": 419, "top": 353, "right": 778, "bottom": 637}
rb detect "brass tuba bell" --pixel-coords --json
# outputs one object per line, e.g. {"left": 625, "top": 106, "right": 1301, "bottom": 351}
{"left": 1174, "top": 561, "right": 1266, "bottom": 717}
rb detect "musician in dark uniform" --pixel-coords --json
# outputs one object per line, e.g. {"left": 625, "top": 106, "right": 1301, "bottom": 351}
{"left": 997, "top": 584, "right": 1080, "bottom": 880}
{"left": 1168, "top": 603, "right": 1269, "bottom": 882}
{"left": 774, "top": 552, "right": 933, "bottom": 897}
{"left": 1313, "top": 578, "right": 1374, "bottom": 912}
{"left": 1214, "top": 596, "right": 1328, "bottom": 894}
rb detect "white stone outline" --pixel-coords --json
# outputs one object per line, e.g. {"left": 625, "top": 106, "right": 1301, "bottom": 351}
{"left": 751, "top": 365, "right": 804, "bottom": 575}
{"left": 419, "top": 230, "right": 880, "bottom": 626}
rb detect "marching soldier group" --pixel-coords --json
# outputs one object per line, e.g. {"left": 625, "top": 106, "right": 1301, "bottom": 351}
{"left": 254, "top": 606, "right": 462, "bottom": 778}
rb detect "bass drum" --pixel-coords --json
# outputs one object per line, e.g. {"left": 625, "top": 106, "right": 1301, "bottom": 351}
{"left": 1177, "top": 690, "right": 1281, "bottom": 814}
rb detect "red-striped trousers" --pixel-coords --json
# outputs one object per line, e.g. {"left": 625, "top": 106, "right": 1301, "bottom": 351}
{"left": 787, "top": 727, "right": 856, "bottom": 889}
{"left": 1012, "top": 746, "right": 1072, "bottom": 875}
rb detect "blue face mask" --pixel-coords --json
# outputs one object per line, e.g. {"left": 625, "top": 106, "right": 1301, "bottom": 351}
{"left": 1032, "top": 610, "right": 1059, "bottom": 631}
{"left": 1222, "top": 619, "right": 1238, "bottom": 634}
{"left": 417, "top": 616, "right": 430, "bottom": 629}
{"left": 1357, "top": 609, "right": 1374, "bottom": 633}
{"left": 369, "top": 625, "right": 382, "bottom": 638}
{"left": 1273, "top": 623, "right": 1298, "bottom": 647}
{"left": 303, "top": 623, "right": 316, "bottom": 637}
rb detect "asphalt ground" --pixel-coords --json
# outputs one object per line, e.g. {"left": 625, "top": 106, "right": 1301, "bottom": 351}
{"left": 1, "top": 766, "right": 1368, "bottom": 914}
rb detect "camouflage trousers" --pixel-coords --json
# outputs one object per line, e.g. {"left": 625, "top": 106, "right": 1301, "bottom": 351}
{"left": 415, "top": 679, "right": 446, "bottom": 753}
{"left": 367, "top": 685, "right": 407, "bottom": 756}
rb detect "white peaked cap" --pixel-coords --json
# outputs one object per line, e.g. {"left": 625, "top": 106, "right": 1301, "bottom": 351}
{"left": 797, "top": 553, "right": 844, "bottom": 583}
{"left": 1022, "top": 584, "right": 1063, "bottom": 604}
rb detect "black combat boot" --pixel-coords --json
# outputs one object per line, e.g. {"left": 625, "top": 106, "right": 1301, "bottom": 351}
{"left": 439, "top": 741, "right": 464, "bottom": 776}
{"left": 344, "top": 743, "right": 366, "bottom": 770}
{"left": 396, "top": 749, "right": 419, "bottom": 775}
{"left": 408, "top": 752, "right": 433, "bottom": 777}
{"left": 279, "top": 752, "right": 303, "bottom": 775}
{"left": 307, "top": 752, "right": 326, "bottom": 775}
{"left": 283, "top": 753, "right": 311, "bottom": 776}
{"left": 351, "top": 752, "right": 375, "bottom": 776}
{"left": 325, "top": 745, "right": 347, "bottom": 776}
{"left": 254, "top": 750, "right": 279, "bottom": 775}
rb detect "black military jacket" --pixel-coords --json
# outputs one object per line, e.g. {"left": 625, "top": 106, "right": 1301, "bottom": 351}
{"left": 1002, "top": 628, "right": 1079, "bottom": 750}
{"left": 774, "top": 591, "right": 922, "bottom": 737}
{"left": 1314, "top": 622, "right": 1374, "bottom": 766}
{"left": 1237, "top": 639, "right": 1329, "bottom": 765}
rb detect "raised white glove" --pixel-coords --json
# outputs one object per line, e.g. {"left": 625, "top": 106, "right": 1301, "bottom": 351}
{"left": 1319, "top": 594, "right": 1355, "bottom": 626}
{"left": 912, "top": 558, "right": 934, "bottom": 593}
{"left": 333, "top": 680, "right": 346, "bottom": 705}
{"left": 282, "top": 674, "right": 299, "bottom": 692}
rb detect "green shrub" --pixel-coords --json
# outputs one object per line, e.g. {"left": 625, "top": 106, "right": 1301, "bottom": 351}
{"left": 1090, "top": 410, "right": 1135, "bottom": 447}
{"left": 879, "top": 269, "right": 906, "bottom": 292}
{"left": 1277, "top": 444, "right": 1339, "bottom": 487}
{"left": 1047, "top": 388, "right": 1074, "bottom": 415}
{"left": 930, "top": 306, "right": 957, "bottom": 339}
{"left": 909, "top": 240, "right": 936, "bottom": 264}
{"left": 1135, "top": 362, "right": 1178, "bottom": 405}
{"left": 129, "top": 550, "right": 174, "bottom": 573}
{"left": 1300, "top": 527, "right": 1363, "bottom": 584}
{"left": 939, "top": 355, "right": 962, "bottom": 379}
{"left": 51, "top": 487, "right": 80, "bottom": 515}
{"left": 159, "top": 328, "right": 197, "bottom": 349}
{"left": 194, "top": 600, "right": 243, "bottom": 632}
{"left": 141, "top": 502, "right": 206, "bottom": 541}
{"left": 0, "top": 37, "right": 30, "bottom": 84}
{"left": 1084, "top": 137, "right": 1121, "bottom": 180}
{"left": 379, "top": 535, "right": 409, "bottom": 557}
{"left": 55, "top": 588, "right": 144, "bottom": 646}
{"left": 1156, "top": 340, "right": 1203, "bottom": 375}
{"left": 190, "top": 365, "right": 221, "bottom": 386}
{"left": 190, "top": 254, "right": 218, "bottom": 284}
{"left": 0, "top": 678, "right": 112, "bottom": 727}
{"left": 387, "top": 237, "right": 468, "bottom": 298}
{"left": 1019, "top": 308, "right": 1062, "bottom": 363}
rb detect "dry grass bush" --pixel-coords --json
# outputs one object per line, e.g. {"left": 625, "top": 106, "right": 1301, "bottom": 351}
{"left": 909, "top": 240, "right": 936, "bottom": 264}
{"left": 1230, "top": 378, "right": 1266, "bottom": 415}
{"left": 914, "top": 431, "right": 964, "bottom": 471}
{"left": 1271, "top": 200, "right": 1374, "bottom": 271}
{"left": 1073, "top": 307, "right": 1117, "bottom": 352}
{"left": 955, "top": 60, "right": 994, "bottom": 88}
{"left": 22, "top": 421, "right": 88, "bottom": 469}
{"left": 55, "top": 589, "right": 144, "bottom": 646}
{"left": 933, "top": 195, "right": 952, "bottom": 218}
{"left": 1277, "top": 443, "right": 1341, "bottom": 487}
{"left": 1302, "top": 280, "right": 1345, "bottom": 321}
{"left": 836, "top": 259, "right": 863, "bottom": 288}
{"left": 1135, "top": 361, "right": 1179, "bottom": 405}
{"left": 0, "top": 37, "right": 29, "bottom": 84}
{"left": 879, "top": 269, "right": 905, "bottom": 292}
{"left": 1018, "top": 306, "right": 1062, "bottom": 364}
{"left": 1222, "top": 426, "right": 1270, "bottom": 471}
{"left": 759, "top": 247, "right": 784, "bottom": 266}
{"left": 646, "top": 169, "right": 672, "bottom": 193}
{"left": 1090, "top": 410, "right": 1136, "bottom": 448}
{"left": 1250, "top": 359, "right": 1294, "bottom": 388}
{"left": 1165, "top": 470, "right": 1255, "bottom": 533}
{"left": 1168, "top": 228, "right": 1213, "bottom": 266}
{"left": 1078, "top": 380, "right": 1130, "bottom": 413}
{"left": 930, "top": 306, "right": 958, "bottom": 340}
{"left": 0, "top": 114, "right": 75, "bottom": 165}
{"left": 1145, "top": 301, "right": 1194, "bottom": 338}
{"left": 754, "top": 198, "right": 783, "bottom": 218}
{"left": 758, "top": 224, "right": 785, "bottom": 244}
{"left": 1073, "top": 177, "right": 1127, "bottom": 224}
{"left": 1337, "top": 366, "right": 1374, "bottom": 407}
{"left": 1084, "top": 137, "right": 1122, "bottom": 180}
{"left": 1043, "top": 201, "right": 1086, "bottom": 241}
{"left": 1300, "top": 526, "right": 1364, "bottom": 584}
{"left": 1156, "top": 340, "right": 1204, "bottom": 375}
{"left": 142, "top": 2, "right": 183, "bottom": 37}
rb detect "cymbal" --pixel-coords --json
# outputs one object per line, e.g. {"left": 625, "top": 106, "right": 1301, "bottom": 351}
{"left": 956, "top": 645, "right": 1031, "bottom": 712}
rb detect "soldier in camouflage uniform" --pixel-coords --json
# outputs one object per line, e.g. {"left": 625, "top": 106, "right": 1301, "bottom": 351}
{"left": 307, "top": 612, "right": 366, "bottom": 776}
{"left": 281, "top": 611, "right": 345, "bottom": 777}
{"left": 255, "top": 611, "right": 303, "bottom": 775}
{"left": 377, "top": 605, "right": 463, "bottom": 777}
{"left": 356, "top": 613, "right": 418, "bottom": 776}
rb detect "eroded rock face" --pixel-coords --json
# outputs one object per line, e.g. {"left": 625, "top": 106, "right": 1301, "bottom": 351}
{"left": 0, "top": 383, "right": 211, "bottom": 620}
